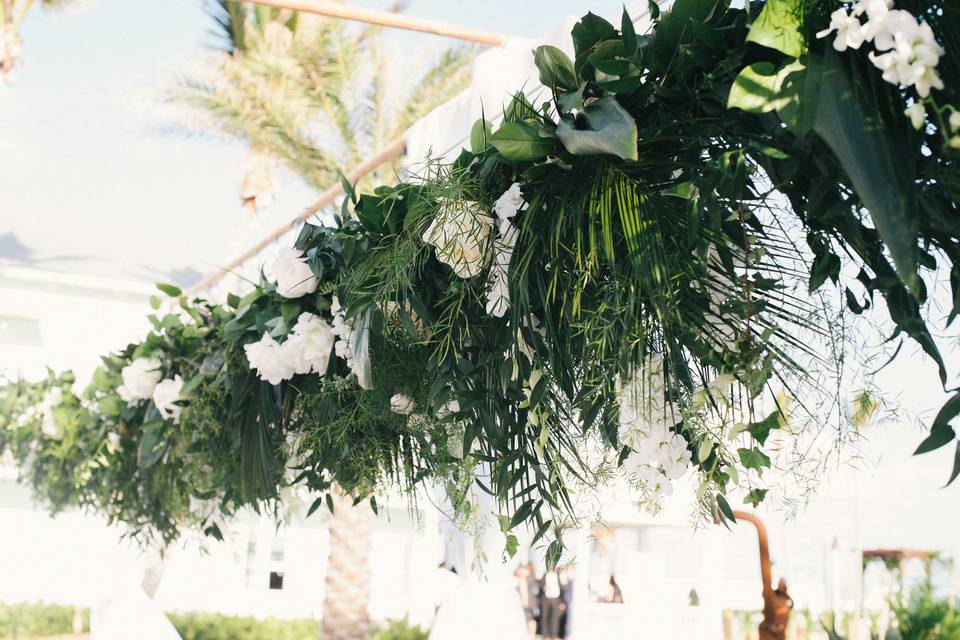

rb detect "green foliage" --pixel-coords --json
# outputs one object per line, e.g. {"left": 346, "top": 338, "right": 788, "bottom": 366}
{"left": 175, "top": 5, "right": 475, "bottom": 193}
{"left": 167, "top": 611, "right": 319, "bottom": 640}
{"left": 891, "top": 586, "right": 960, "bottom": 640}
{"left": 0, "top": 602, "right": 87, "bottom": 637}
{"left": 2, "top": 0, "right": 959, "bottom": 555}
{"left": 369, "top": 618, "right": 430, "bottom": 640}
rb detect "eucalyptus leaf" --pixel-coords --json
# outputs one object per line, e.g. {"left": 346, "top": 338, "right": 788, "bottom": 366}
{"left": 137, "top": 420, "right": 166, "bottom": 469}
{"left": 556, "top": 97, "right": 638, "bottom": 161}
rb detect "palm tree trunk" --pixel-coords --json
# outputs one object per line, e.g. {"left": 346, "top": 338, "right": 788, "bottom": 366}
{"left": 322, "top": 486, "right": 373, "bottom": 640}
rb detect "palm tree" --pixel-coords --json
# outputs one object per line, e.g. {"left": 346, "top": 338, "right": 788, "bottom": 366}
{"left": 1, "top": 0, "right": 74, "bottom": 82}
{"left": 176, "top": 0, "right": 474, "bottom": 214}
{"left": 175, "top": 4, "right": 475, "bottom": 638}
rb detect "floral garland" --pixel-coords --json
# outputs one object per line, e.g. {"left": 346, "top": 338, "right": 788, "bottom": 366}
{"left": 1, "top": 0, "right": 958, "bottom": 557}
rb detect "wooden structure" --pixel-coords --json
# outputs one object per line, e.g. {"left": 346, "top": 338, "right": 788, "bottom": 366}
{"left": 733, "top": 511, "right": 793, "bottom": 640}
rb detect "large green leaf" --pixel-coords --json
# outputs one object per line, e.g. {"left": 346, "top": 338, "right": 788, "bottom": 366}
{"left": 490, "top": 122, "right": 556, "bottom": 162}
{"left": 813, "top": 50, "right": 920, "bottom": 295}
{"left": 533, "top": 45, "right": 578, "bottom": 92}
{"left": 556, "top": 97, "right": 638, "bottom": 161}
{"left": 746, "top": 0, "right": 805, "bottom": 58}
{"left": 728, "top": 62, "right": 783, "bottom": 114}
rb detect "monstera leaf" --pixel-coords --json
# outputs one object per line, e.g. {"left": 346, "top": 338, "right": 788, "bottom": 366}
{"left": 556, "top": 97, "right": 638, "bottom": 161}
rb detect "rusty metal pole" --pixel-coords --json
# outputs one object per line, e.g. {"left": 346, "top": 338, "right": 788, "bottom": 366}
{"left": 733, "top": 511, "right": 793, "bottom": 640}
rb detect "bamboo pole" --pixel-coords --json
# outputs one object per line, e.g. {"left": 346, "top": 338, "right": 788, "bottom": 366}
{"left": 187, "top": 137, "right": 406, "bottom": 295}
{"left": 242, "top": 0, "right": 507, "bottom": 46}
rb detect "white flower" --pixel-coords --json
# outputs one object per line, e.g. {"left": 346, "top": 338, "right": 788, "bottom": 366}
{"left": 446, "top": 422, "right": 465, "bottom": 459}
{"left": 283, "top": 312, "right": 335, "bottom": 376}
{"left": 152, "top": 375, "right": 184, "bottom": 424}
{"left": 617, "top": 355, "right": 677, "bottom": 448}
{"left": 117, "top": 358, "right": 162, "bottom": 404}
{"left": 904, "top": 102, "right": 926, "bottom": 130}
{"left": 867, "top": 10, "right": 944, "bottom": 97}
{"left": 406, "top": 413, "right": 430, "bottom": 430}
{"left": 244, "top": 333, "right": 295, "bottom": 385}
{"left": 106, "top": 432, "right": 121, "bottom": 452}
{"left": 949, "top": 111, "right": 960, "bottom": 132}
{"left": 40, "top": 388, "right": 63, "bottom": 439}
{"left": 914, "top": 66, "right": 944, "bottom": 98}
{"left": 486, "top": 222, "right": 519, "bottom": 317}
{"left": 266, "top": 247, "right": 319, "bottom": 299}
{"left": 816, "top": 8, "right": 866, "bottom": 51}
{"left": 390, "top": 393, "right": 416, "bottom": 416}
{"left": 492, "top": 183, "right": 528, "bottom": 222}
{"left": 422, "top": 200, "right": 493, "bottom": 278}
{"left": 330, "top": 296, "right": 359, "bottom": 376}
{"left": 436, "top": 398, "right": 461, "bottom": 420}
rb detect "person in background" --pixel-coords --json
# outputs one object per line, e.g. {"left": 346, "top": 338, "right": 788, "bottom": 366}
{"left": 540, "top": 568, "right": 563, "bottom": 640}
{"left": 606, "top": 575, "right": 624, "bottom": 604}
{"left": 559, "top": 567, "right": 574, "bottom": 639}
{"left": 514, "top": 563, "right": 538, "bottom": 638}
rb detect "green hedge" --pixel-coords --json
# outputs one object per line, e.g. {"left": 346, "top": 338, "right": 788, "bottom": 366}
{"left": 0, "top": 603, "right": 423, "bottom": 640}
{"left": 0, "top": 602, "right": 87, "bottom": 637}
{"left": 370, "top": 618, "right": 429, "bottom": 640}
{"left": 166, "top": 612, "right": 319, "bottom": 640}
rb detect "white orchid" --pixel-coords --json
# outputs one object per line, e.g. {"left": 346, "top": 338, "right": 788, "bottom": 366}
{"left": 904, "top": 102, "right": 927, "bottom": 130}
{"left": 283, "top": 312, "right": 335, "bottom": 376}
{"left": 816, "top": 8, "right": 866, "bottom": 51}
{"left": 949, "top": 111, "right": 960, "bottom": 132}
{"left": 244, "top": 333, "right": 295, "bottom": 385}
{"left": 422, "top": 199, "right": 493, "bottom": 278}
{"left": 330, "top": 296, "right": 360, "bottom": 378}
{"left": 266, "top": 247, "right": 319, "bottom": 299}
{"left": 153, "top": 375, "right": 184, "bottom": 424}
{"left": 117, "top": 358, "right": 162, "bottom": 404}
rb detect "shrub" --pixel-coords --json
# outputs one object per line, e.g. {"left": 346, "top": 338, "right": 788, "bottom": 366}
{"left": 370, "top": 618, "right": 429, "bottom": 640}
{"left": 0, "top": 601, "right": 87, "bottom": 637}
{"left": 891, "top": 587, "right": 960, "bottom": 640}
{"left": 166, "top": 612, "right": 319, "bottom": 640}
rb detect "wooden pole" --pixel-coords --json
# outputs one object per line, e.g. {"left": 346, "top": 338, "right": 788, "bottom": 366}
{"left": 733, "top": 511, "right": 793, "bottom": 640}
{"left": 242, "top": 0, "right": 507, "bottom": 46}
{"left": 187, "top": 137, "right": 406, "bottom": 295}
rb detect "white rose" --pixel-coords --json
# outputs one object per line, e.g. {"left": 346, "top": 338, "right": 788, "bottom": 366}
{"left": 283, "top": 312, "right": 335, "bottom": 375}
{"left": 244, "top": 333, "right": 295, "bottom": 385}
{"left": 153, "top": 375, "right": 185, "bottom": 424}
{"left": 266, "top": 247, "right": 319, "bottom": 299}
{"left": 117, "top": 358, "right": 162, "bottom": 404}
{"left": 422, "top": 199, "right": 493, "bottom": 278}
{"left": 390, "top": 393, "right": 416, "bottom": 416}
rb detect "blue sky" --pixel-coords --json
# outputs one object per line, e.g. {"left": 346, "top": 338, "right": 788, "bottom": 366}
{"left": 0, "top": 0, "right": 626, "bottom": 285}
